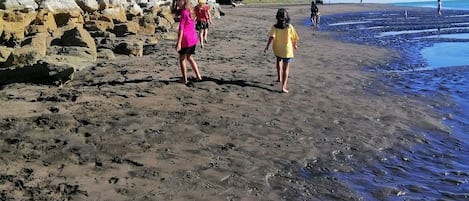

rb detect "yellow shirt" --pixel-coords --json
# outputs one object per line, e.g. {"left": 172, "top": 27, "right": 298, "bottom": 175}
{"left": 268, "top": 24, "right": 299, "bottom": 58}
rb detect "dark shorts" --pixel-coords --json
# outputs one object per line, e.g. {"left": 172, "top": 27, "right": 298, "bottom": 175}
{"left": 178, "top": 45, "right": 196, "bottom": 55}
{"left": 311, "top": 12, "right": 318, "bottom": 18}
{"left": 277, "top": 57, "right": 292, "bottom": 63}
{"left": 196, "top": 21, "right": 209, "bottom": 30}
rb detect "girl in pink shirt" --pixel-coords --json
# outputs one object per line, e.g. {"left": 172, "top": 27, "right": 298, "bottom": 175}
{"left": 176, "top": 0, "right": 202, "bottom": 84}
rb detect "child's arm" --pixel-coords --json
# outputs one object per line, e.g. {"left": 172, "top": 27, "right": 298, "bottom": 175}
{"left": 176, "top": 28, "right": 183, "bottom": 51}
{"left": 207, "top": 6, "right": 213, "bottom": 24}
{"left": 264, "top": 36, "right": 273, "bottom": 53}
{"left": 176, "top": 11, "right": 186, "bottom": 51}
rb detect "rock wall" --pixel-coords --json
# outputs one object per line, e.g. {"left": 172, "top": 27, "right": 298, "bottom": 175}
{"left": 0, "top": 0, "right": 192, "bottom": 85}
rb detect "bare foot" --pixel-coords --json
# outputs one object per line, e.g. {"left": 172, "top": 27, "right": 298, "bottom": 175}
{"left": 276, "top": 79, "right": 281, "bottom": 82}
{"left": 282, "top": 89, "right": 289, "bottom": 93}
{"left": 180, "top": 79, "right": 188, "bottom": 84}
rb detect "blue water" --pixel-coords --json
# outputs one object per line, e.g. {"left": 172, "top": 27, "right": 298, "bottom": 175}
{"left": 395, "top": 0, "right": 469, "bottom": 10}
{"left": 313, "top": 2, "right": 469, "bottom": 200}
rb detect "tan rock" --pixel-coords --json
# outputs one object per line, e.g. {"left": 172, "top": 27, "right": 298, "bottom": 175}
{"left": 112, "top": 21, "right": 139, "bottom": 37}
{"left": 97, "top": 48, "right": 115, "bottom": 60}
{"left": 158, "top": 5, "right": 174, "bottom": 24}
{"left": 4, "top": 33, "right": 48, "bottom": 67}
{"left": 39, "top": 0, "right": 82, "bottom": 13}
{"left": 84, "top": 20, "right": 114, "bottom": 32}
{"left": 1, "top": 10, "right": 36, "bottom": 43}
{"left": 138, "top": 15, "right": 156, "bottom": 35}
{"left": 76, "top": 0, "right": 100, "bottom": 13}
{"left": 28, "top": 9, "right": 58, "bottom": 33}
{"left": 155, "top": 16, "right": 171, "bottom": 32}
{"left": 114, "top": 39, "right": 143, "bottom": 57}
{"left": 53, "top": 11, "right": 85, "bottom": 27}
{"left": 58, "top": 26, "right": 97, "bottom": 59}
{"left": 102, "top": 7, "right": 127, "bottom": 24}
{"left": 0, "top": 46, "right": 13, "bottom": 63}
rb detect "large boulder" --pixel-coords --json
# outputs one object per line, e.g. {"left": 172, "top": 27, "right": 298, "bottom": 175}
{"left": 0, "top": 0, "right": 38, "bottom": 10}
{"left": 39, "top": 0, "right": 82, "bottom": 13}
{"left": 28, "top": 9, "right": 58, "bottom": 33}
{"left": 50, "top": 25, "right": 97, "bottom": 61}
{"left": 3, "top": 32, "right": 48, "bottom": 67}
{"left": 102, "top": 7, "right": 127, "bottom": 23}
{"left": 137, "top": 15, "right": 156, "bottom": 35}
{"left": 113, "top": 39, "right": 143, "bottom": 57}
{"left": 0, "top": 10, "right": 37, "bottom": 47}
{"left": 112, "top": 21, "right": 139, "bottom": 36}
{"left": 0, "top": 60, "right": 75, "bottom": 85}
{"left": 76, "top": 0, "right": 100, "bottom": 13}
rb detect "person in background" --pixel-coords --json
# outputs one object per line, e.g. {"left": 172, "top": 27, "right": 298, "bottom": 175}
{"left": 264, "top": 8, "right": 299, "bottom": 93}
{"left": 311, "top": 1, "right": 320, "bottom": 28}
{"left": 438, "top": 0, "right": 442, "bottom": 16}
{"left": 195, "top": 0, "right": 213, "bottom": 48}
{"left": 176, "top": 0, "right": 202, "bottom": 84}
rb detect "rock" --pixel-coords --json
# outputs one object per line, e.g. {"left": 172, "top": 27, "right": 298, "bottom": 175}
{"left": 113, "top": 39, "right": 144, "bottom": 57}
{"left": 45, "top": 46, "right": 96, "bottom": 70}
{"left": 59, "top": 26, "right": 97, "bottom": 51}
{"left": 97, "top": 48, "right": 115, "bottom": 59}
{"left": 28, "top": 9, "right": 58, "bottom": 34}
{"left": 39, "top": 0, "right": 83, "bottom": 13}
{"left": 0, "top": 46, "right": 13, "bottom": 63}
{"left": 138, "top": 15, "right": 156, "bottom": 35}
{"left": 1, "top": 10, "right": 37, "bottom": 47}
{"left": 128, "top": 2, "right": 143, "bottom": 17}
{"left": 52, "top": 10, "right": 84, "bottom": 27}
{"left": 76, "top": 0, "right": 100, "bottom": 13}
{"left": 102, "top": 7, "right": 127, "bottom": 23}
{"left": 155, "top": 16, "right": 171, "bottom": 33}
{"left": 0, "top": 60, "right": 75, "bottom": 85}
{"left": 0, "top": 0, "right": 38, "bottom": 11}
{"left": 158, "top": 5, "right": 174, "bottom": 24}
{"left": 4, "top": 33, "right": 49, "bottom": 67}
{"left": 0, "top": 2, "right": 181, "bottom": 85}
{"left": 112, "top": 21, "right": 139, "bottom": 36}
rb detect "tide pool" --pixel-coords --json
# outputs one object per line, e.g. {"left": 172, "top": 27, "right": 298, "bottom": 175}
{"left": 421, "top": 42, "right": 469, "bottom": 69}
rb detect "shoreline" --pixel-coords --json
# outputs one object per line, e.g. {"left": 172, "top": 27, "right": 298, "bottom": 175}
{"left": 0, "top": 3, "right": 449, "bottom": 200}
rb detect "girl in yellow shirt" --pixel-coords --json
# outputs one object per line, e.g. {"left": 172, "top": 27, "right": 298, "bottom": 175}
{"left": 264, "top": 8, "right": 299, "bottom": 93}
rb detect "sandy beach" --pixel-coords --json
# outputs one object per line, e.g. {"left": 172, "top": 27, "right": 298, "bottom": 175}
{"left": 0, "top": 3, "right": 448, "bottom": 200}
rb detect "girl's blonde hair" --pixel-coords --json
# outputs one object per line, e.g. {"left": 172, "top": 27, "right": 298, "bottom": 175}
{"left": 182, "top": 0, "right": 196, "bottom": 19}
{"left": 198, "top": 0, "right": 207, "bottom": 6}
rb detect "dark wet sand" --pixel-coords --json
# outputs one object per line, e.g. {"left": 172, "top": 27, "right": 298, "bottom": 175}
{"left": 0, "top": 3, "right": 447, "bottom": 200}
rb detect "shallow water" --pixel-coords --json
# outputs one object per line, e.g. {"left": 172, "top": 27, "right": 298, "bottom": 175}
{"left": 313, "top": 8, "right": 469, "bottom": 200}
{"left": 421, "top": 42, "right": 469, "bottom": 68}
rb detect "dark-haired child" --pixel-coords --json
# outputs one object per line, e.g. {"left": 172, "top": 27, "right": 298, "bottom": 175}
{"left": 264, "top": 8, "right": 299, "bottom": 93}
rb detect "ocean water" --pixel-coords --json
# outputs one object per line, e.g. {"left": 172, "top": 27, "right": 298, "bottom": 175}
{"left": 395, "top": 0, "right": 469, "bottom": 10}
{"left": 310, "top": 1, "right": 469, "bottom": 200}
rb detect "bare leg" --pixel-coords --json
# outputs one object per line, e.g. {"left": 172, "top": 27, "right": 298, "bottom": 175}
{"left": 199, "top": 31, "right": 204, "bottom": 48}
{"left": 281, "top": 62, "right": 290, "bottom": 93}
{"left": 179, "top": 54, "right": 188, "bottom": 84}
{"left": 203, "top": 28, "right": 208, "bottom": 42}
{"left": 276, "top": 59, "right": 282, "bottom": 82}
{"left": 187, "top": 54, "right": 202, "bottom": 80}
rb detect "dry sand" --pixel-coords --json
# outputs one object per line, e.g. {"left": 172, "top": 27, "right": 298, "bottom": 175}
{"left": 0, "top": 3, "right": 447, "bottom": 201}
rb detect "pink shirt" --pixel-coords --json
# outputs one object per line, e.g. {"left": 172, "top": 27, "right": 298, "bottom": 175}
{"left": 179, "top": 9, "right": 198, "bottom": 48}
